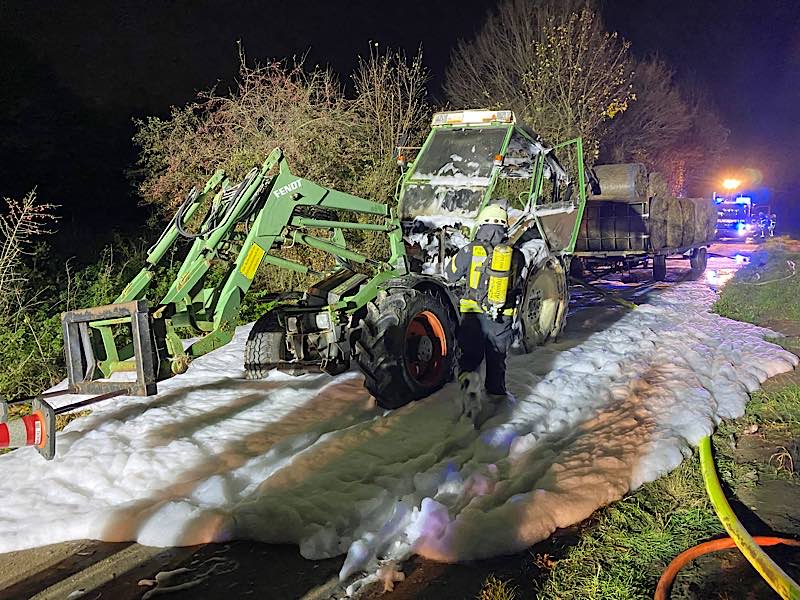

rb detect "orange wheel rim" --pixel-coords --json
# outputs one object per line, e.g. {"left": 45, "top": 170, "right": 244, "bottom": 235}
{"left": 404, "top": 310, "right": 448, "bottom": 385}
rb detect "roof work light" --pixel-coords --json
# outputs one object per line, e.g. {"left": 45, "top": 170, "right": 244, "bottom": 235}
{"left": 431, "top": 110, "right": 515, "bottom": 126}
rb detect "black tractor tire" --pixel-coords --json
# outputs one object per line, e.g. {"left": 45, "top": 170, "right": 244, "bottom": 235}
{"left": 520, "top": 258, "right": 569, "bottom": 352}
{"left": 244, "top": 310, "right": 286, "bottom": 379}
{"left": 356, "top": 288, "right": 455, "bottom": 409}
{"left": 653, "top": 254, "right": 667, "bottom": 281}
{"left": 689, "top": 247, "right": 708, "bottom": 279}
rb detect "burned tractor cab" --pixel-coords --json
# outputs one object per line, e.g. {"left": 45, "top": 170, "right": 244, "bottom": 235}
{"left": 398, "top": 109, "right": 587, "bottom": 351}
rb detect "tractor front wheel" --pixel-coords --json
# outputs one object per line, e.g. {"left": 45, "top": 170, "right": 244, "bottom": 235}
{"left": 356, "top": 289, "right": 455, "bottom": 409}
{"left": 243, "top": 310, "right": 286, "bottom": 379}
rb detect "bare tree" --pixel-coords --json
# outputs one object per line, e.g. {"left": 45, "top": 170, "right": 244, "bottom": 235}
{"left": 521, "top": 7, "right": 634, "bottom": 159}
{"left": 351, "top": 44, "right": 430, "bottom": 203}
{"left": 444, "top": 0, "right": 633, "bottom": 162}
{"left": 603, "top": 58, "right": 692, "bottom": 165}
{"left": 0, "top": 191, "right": 56, "bottom": 315}
{"left": 602, "top": 59, "right": 728, "bottom": 196}
{"left": 661, "top": 86, "right": 729, "bottom": 196}
{"left": 444, "top": 0, "right": 589, "bottom": 114}
{"left": 353, "top": 44, "right": 429, "bottom": 166}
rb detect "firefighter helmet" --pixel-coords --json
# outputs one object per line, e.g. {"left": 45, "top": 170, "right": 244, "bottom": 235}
{"left": 476, "top": 204, "right": 508, "bottom": 227}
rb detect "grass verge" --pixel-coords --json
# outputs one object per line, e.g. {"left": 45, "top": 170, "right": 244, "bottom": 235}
{"left": 712, "top": 237, "right": 800, "bottom": 325}
{"left": 532, "top": 450, "right": 725, "bottom": 599}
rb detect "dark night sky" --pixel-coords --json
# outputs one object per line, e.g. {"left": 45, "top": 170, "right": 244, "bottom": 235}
{"left": 2, "top": 0, "right": 799, "bottom": 249}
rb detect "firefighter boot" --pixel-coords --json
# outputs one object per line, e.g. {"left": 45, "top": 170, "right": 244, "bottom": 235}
{"left": 458, "top": 371, "right": 483, "bottom": 423}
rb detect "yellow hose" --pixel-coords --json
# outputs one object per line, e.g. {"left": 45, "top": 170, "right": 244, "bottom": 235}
{"left": 699, "top": 435, "right": 800, "bottom": 599}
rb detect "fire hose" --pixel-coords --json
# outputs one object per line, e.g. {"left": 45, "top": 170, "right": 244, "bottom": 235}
{"left": 655, "top": 436, "right": 800, "bottom": 599}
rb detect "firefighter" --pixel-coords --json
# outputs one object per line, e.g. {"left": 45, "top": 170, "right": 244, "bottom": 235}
{"left": 757, "top": 212, "right": 768, "bottom": 239}
{"left": 446, "top": 203, "right": 525, "bottom": 423}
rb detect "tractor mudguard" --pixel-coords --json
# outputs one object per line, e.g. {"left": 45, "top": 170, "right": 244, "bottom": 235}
{"left": 380, "top": 274, "right": 461, "bottom": 322}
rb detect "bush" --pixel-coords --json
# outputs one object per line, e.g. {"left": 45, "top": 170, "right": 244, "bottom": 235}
{"left": 132, "top": 46, "right": 429, "bottom": 292}
{"left": 0, "top": 191, "right": 59, "bottom": 398}
{"left": 0, "top": 197, "right": 180, "bottom": 399}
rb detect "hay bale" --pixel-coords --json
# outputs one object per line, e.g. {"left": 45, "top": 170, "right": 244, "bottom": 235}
{"left": 666, "top": 198, "right": 685, "bottom": 248}
{"left": 680, "top": 198, "right": 695, "bottom": 248}
{"left": 686, "top": 197, "right": 717, "bottom": 245}
{"left": 649, "top": 196, "right": 691, "bottom": 250}
{"left": 592, "top": 163, "right": 648, "bottom": 202}
{"left": 650, "top": 197, "right": 716, "bottom": 250}
{"left": 647, "top": 172, "right": 669, "bottom": 199}
{"left": 648, "top": 196, "right": 669, "bottom": 250}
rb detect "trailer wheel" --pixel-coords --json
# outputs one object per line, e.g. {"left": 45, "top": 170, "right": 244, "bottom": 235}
{"left": 356, "top": 288, "right": 455, "bottom": 409}
{"left": 244, "top": 310, "right": 286, "bottom": 379}
{"left": 689, "top": 247, "right": 708, "bottom": 279}
{"left": 520, "top": 259, "right": 568, "bottom": 352}
{"left": 568, "top": 256, "right": 585, "bottom": 278}
{"left": 653, "top": 255, "right": 667, "bottom": 281}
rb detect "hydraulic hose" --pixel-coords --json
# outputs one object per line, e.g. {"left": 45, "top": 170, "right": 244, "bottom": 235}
{"left": 655, "top": 435, "right": 800, "bottom": 599}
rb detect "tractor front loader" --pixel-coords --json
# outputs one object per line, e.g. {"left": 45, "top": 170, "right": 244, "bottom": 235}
{"left": 2, "top": 108, "right": 589, "bottom": 460}
{"left": 1, "top": 147, "right": 410, "bottom": 458}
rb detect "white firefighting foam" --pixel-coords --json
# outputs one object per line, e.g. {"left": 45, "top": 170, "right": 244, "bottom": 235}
{"left": 0, "top": 256, "right": 795, "bottom": 590}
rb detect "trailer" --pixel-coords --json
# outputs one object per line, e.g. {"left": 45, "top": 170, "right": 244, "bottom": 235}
{"left": 571, "top": 164, "right": 716, "bottom": 281}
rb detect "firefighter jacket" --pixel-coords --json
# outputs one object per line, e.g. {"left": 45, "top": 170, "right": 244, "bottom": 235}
{"left": 445, "top": 224, "right": 525, "bottom": 315}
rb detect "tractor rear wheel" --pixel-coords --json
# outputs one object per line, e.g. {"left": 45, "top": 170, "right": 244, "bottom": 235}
{"left": 244, "top": 310, "right": 286, "bottom": 379}
{"left": 520, "top": 259, "right": 568, "bottom": 352}
{"left": 356, "top": 288, "right": 455, "bottom": 409}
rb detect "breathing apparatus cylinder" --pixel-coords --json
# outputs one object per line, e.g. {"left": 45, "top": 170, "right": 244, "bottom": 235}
{"left": 468, "top": 245, "right": 488, "bottom": 290}
{"left": 487, "top": 244, "right": 512, "bottom": 308}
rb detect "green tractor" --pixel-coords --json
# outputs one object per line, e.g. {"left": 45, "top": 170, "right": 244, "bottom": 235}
{"left": 1, "top": 109, "right": 587, "bottom": 459}
{"left": 244, "top": 109, "right": 587, "bottom": 407}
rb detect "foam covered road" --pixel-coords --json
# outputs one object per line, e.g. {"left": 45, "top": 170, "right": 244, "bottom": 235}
{"left": 0, "top": 261, "right": 796, "bottom": 590}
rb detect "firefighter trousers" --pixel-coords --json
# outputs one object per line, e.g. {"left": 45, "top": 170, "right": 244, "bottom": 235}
{"left": 457, "top": 313, "right": 513, "bottom": 395}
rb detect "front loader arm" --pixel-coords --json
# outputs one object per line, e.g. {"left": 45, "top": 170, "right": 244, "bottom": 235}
{"left": 44, "top": 146, "right": 405, "bottom": 426}
{"left": 188, "top": 151, "right": 404, "bottom": 358}
{"left": 116, "top": 170, "right": 227, "bottom": 303}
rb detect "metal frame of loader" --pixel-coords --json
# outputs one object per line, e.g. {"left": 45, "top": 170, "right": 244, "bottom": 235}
{"left": 63, "top": 147, "right": 409, "bottom": 395}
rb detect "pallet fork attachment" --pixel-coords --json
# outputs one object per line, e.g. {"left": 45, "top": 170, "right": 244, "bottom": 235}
{"left": 61, "top": 299, "right": 158, "bottom": 397}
